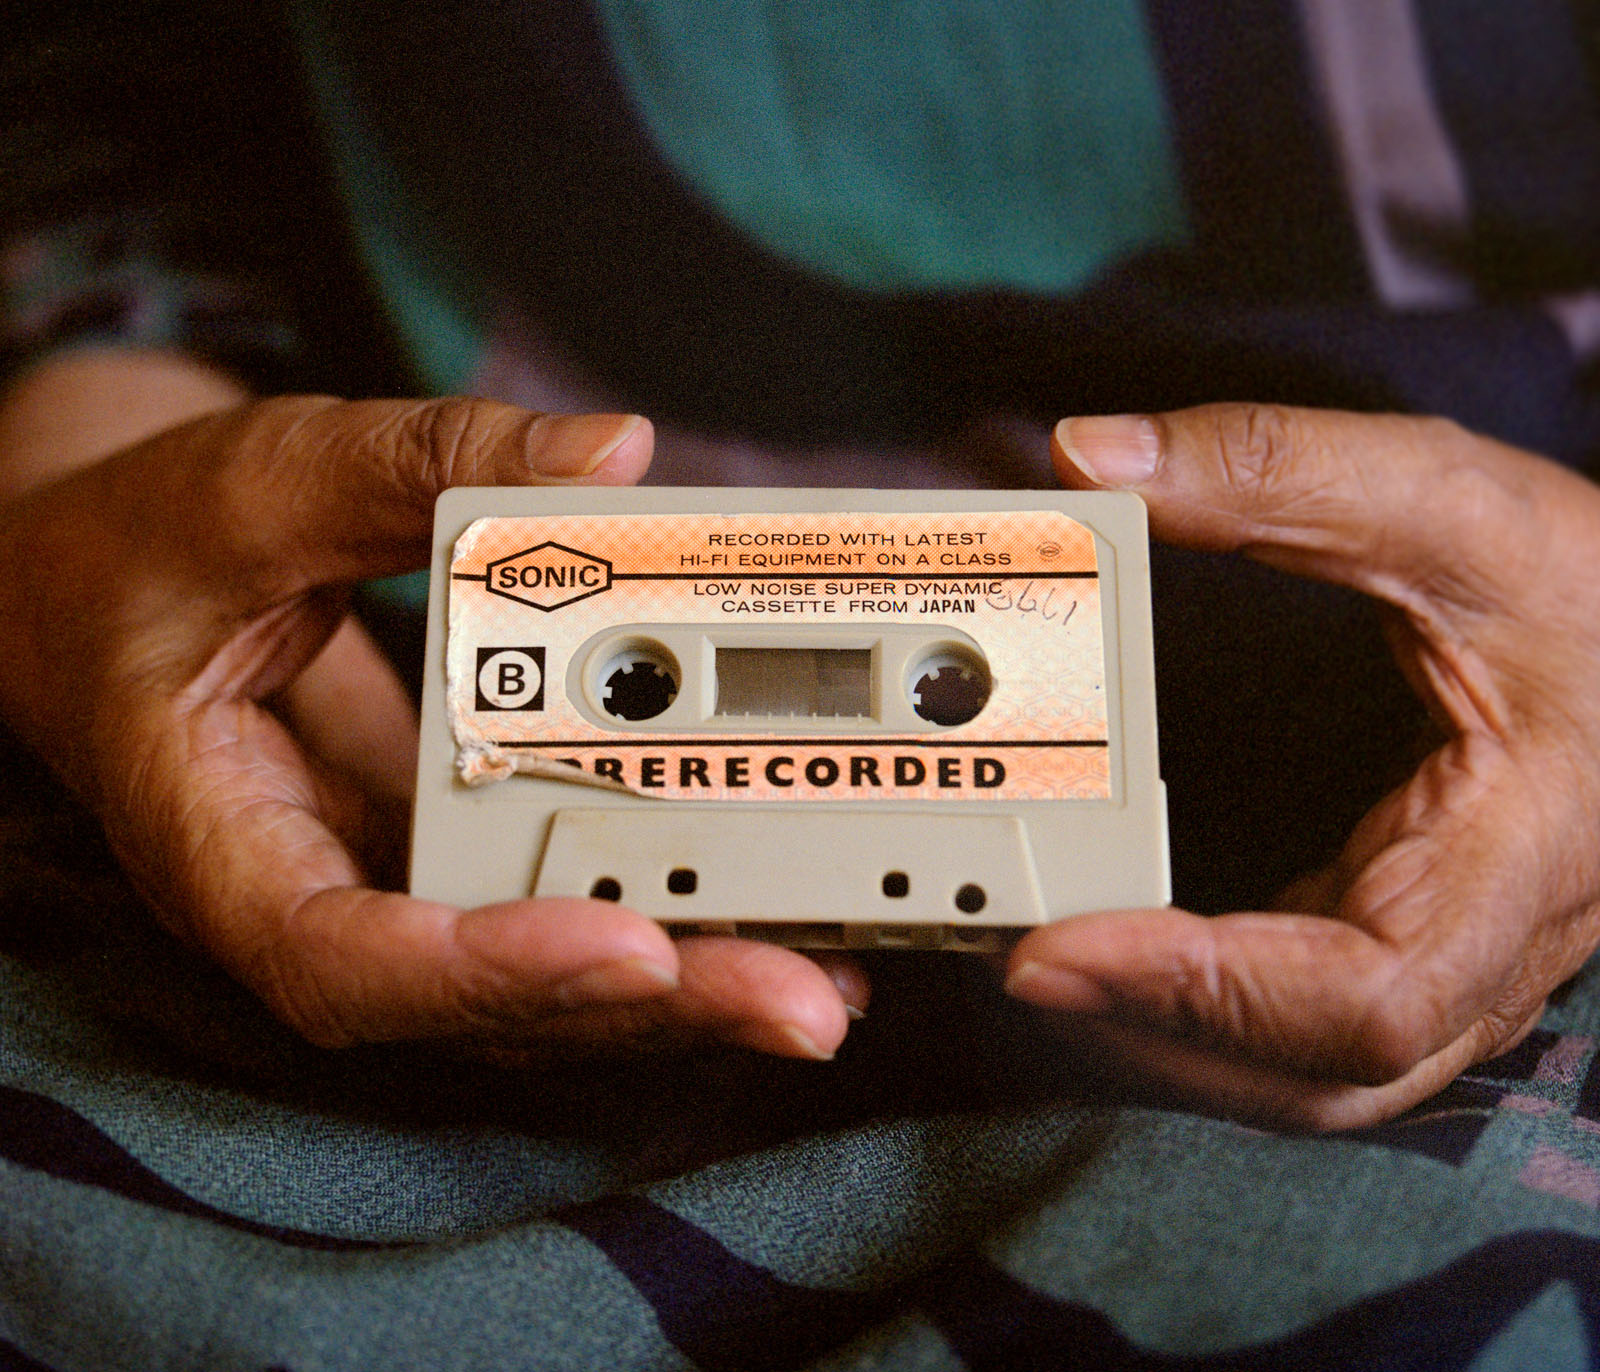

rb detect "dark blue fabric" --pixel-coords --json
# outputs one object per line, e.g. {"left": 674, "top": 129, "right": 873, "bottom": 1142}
{"left": 1143, "top": 0, "right": 1365, "bottom": 301}
{"left": 920, "top": 1235, "right": 1600, "bottom": 1371}
{"left": 1418, "top": 0, "right": 1600, "bottom": 293}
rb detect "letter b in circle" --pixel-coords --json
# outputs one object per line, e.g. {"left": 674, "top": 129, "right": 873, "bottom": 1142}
{"left": 475, "top": 646, "right": 546, "bottom": 711}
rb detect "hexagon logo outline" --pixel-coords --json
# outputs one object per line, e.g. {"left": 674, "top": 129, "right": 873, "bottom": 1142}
{"left": 483, "top": 541, "right": 613, "bottom": 611}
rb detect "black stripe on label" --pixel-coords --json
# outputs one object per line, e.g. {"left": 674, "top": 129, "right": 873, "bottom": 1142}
{"left": 490, "top": 738, "right": 1108, "bottom": 749}
{"left": 610, "top": 571, "right": 1097, "bottom": 582}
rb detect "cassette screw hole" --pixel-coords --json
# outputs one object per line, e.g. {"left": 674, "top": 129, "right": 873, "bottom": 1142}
{"left": 908, "top": 646, "right": 991, "bottom": 727}
{"left": 666, "top": 868, "right": 698, "bottom": 896}
{"left": 882, "top": 871, "right": 910, "bottom": 899}
{"left": 954, "top": 883, "right": 987, "bottom": 915}
{"left": 599, "top": 643, "right": 679, "bottom": 721}
{"left": 590, "top": 877, "right": 623, "bottom": 902}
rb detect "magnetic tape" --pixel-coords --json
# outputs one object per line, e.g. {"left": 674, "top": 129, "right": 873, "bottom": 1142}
{"left": 410, "top": 488, "right": 1169, "bottom": 951}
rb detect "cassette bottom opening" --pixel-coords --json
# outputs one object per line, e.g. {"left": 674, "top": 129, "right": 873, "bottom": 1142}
{"left": 532, "top": 807, "right": 1047, "bottom": 952}
{"left": 661, "top": 920, "right": 1002, "bottom": 953}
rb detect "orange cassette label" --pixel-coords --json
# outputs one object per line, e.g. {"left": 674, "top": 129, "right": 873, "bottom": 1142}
{"left": 445, "top": 510, "right": 1110, "bottom": 801}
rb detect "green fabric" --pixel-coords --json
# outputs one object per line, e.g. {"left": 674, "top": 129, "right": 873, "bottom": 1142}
{"left": 593, "top": 0, "right": 1188, "bottom": 292}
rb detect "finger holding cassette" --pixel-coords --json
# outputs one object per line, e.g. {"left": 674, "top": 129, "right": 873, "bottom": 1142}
{"left": 1006, "top": 403, "right": 1600, "bottom": 1130}
{"left": 0, "top": 357, "right": 862, "bottom": 1062}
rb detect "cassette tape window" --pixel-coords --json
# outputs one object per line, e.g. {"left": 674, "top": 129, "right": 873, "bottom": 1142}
{"left": 713, "top": 647, "right": 872, "bottom": 719}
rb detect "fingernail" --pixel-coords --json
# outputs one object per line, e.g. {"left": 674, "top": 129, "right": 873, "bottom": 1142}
{"left": 532, "top": 413, "right": 644, "bottom": 478}
{"left": 777, "top": 1024, "right": 835, "bottom": 1060}
{"left": 1004, "top": 960, "right": 1113, "bottom": 1013}
{"left": 823, "top": 966, "right": 868, "bottom": 1020}
{"left": 734, "top": 1021, "right": 835, "bottom": 1060}
{"left": 552, "top": 955, "right": 678, "bottom": 1009}
{"left": 1055, "top": 416, "right": 1160, "bottom": 487}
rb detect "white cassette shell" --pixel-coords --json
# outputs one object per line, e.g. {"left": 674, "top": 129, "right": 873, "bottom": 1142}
{"left": 410, "top": 488, "right": 1169, "bottom": 951}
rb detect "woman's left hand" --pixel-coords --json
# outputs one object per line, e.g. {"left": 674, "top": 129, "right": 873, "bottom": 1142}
{"left": 1008, "top": 404, "right": 1600, "bottom": 1130}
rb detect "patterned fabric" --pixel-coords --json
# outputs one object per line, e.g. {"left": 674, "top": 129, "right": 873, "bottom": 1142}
{"left": 9, "top": 728, "right": 1600, "bottom": 1368}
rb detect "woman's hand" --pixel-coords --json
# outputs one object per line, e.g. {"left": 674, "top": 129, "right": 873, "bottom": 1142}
{"left": 1008, "top": 404, "right": 1600, "bottom": 1130}
{"left": 0, "top": 370, "right": 862, "bottom": 1060}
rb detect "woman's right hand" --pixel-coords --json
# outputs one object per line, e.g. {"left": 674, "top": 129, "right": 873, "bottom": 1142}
{"left": 0, "top": 386, "right": 864, "bottom": 1060}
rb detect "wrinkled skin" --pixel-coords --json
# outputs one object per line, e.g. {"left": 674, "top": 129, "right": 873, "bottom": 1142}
{"left": 0, "top": 364, "right": 864, "bottom": 1061}
{"left": 1007, "top": 406, "right": 1600, "bottom": 1130}
{"left": 5, "top": 347, "right": 1598, "bottom": 1128}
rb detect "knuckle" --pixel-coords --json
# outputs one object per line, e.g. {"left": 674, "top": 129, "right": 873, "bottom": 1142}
{"left": 1473, "top": 1004, "right": 1541, "bottom": 1064}
{"left": 209, "top": 393, "right": 508, "bottom": 530}
{"left": 1162, "top": 926, "right": 1280, "bottom": 1053}
{"left": 1410, "top": 413, "right": 1471, "bottom": 454}
{"left": 192, "top": 396, "right": 341, "bottom": 581}
{"left": 259, "top": 967, "right": 356, "bottom": 1049}
{"left": 407, "top": 397, "right": 481, "bottom": 492}
{"left": 1160, "top": 928, "right": 1300, "bottom": 1060}
{"left": 1399, "top": 417, "right": 1550, "bottom": 612}
{"left": 1206, "top": 403, "right": 1311, "bottom": 507}
{"left": 404, "top": 396, "right": 523, "bottom": 494}
{"left": 434, "top": 962, "right": 527, "bottom": 1034}
{"left": 244, "top": 904, "right": 361, "bottom": 1050}
{"left": 1164, "top": 935, "right": 1231, "bottom": 1038}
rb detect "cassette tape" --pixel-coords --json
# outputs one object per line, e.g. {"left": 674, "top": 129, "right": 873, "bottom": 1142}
{"left": 410, "top": 488, "right": 1169, "bottom": 951}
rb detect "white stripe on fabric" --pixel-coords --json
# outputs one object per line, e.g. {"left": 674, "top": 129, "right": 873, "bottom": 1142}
{"left": 1544, "top": 290, "right": 1600, "bottom": 360}
{"left": 1294, "top": 0, "right": 1475, "bottom": 309}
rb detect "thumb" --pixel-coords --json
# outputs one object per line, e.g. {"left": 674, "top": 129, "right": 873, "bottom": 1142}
{"left": 1050, "top": 404, "right": 1600, "bottom": 738}
{"left": 0, "top": 396, "right": 653, "bottom": 738}
{"left": 1050, "top": 404, "right": 1539, "bottom": 608}
{"left": 116, "top": 396, "right": 655, "bottom": 596}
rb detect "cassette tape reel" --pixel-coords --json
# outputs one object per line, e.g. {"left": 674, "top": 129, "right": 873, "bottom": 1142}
{"left": 410, "top": 489, "right": 1169, "bottom": 951}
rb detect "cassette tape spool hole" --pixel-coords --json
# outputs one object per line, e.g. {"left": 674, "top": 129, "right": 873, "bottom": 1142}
{"left": 596, "top": 639, "right": 680, "bottom": 721}
{"left": 907, "top": 643, "right": 992, "bottom": 726}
